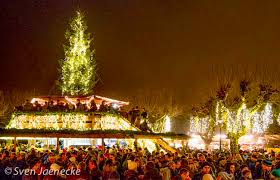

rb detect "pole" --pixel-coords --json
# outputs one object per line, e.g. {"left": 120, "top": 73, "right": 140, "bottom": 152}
{"left": 14, "top": 137, "right": 17, "bottom": 152}
{"left": 219, "top": 125, "right": 222, "bottom": 151}
{"left": 56, "top": 137, "right": 60, "bottom": 152}
{"left": 102, "top": 138, "right": 105, "bottom": 153}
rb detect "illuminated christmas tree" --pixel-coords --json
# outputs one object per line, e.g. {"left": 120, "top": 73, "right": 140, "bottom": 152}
{"left": 59, "top": 11, "right": 96, "bottom": 95}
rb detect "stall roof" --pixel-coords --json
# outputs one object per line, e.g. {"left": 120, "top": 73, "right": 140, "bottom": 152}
{"left": 31, "top": 95, "right": 129, "bottom": 106}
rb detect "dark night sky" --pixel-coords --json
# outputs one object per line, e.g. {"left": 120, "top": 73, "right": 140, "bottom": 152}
{"left": 1, "top": 0, "right": 280, "bottom": 106}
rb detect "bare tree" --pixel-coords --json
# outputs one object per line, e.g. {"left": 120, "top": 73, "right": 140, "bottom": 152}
{"left": 128, "top": 89, "right": 184, "bottom": 132}
{"left": 0, "top": 89, "right": 36, "bottom": 125}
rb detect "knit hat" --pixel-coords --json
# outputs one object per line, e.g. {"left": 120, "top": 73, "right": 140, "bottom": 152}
{"left": 128, "top": 160, "right": 137, "bottom": 171}
{"left": 272, "top": 168, "right": 280, "bottom": 178}
{"left": 262, "top": 159, "right": 272, "bottom": 167}
{"left": 202, "top": 174, "right": 214, "bottom": 180}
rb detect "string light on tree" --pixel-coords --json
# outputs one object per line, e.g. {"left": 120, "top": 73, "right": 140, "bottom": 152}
{"left": 262, "top": 103, "right": 273, "bottom": 130}
{"left": 164, "top": 115, "right": 171, "bottom": 132}
{"left": 252, "top": 112, "right": 262, "bottom": 133}
{"left": 59, "top": 11, "right": 96, "bottom": 95}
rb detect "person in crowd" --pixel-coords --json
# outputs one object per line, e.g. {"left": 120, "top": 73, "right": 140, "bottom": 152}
{"left": 141, "top": 108, "right": 148, "bottom": 119}
{"left": 240, "top": 169, "right": 253, "bottom": 180}
{"left": 99, "top": 101, "right": 107, "bottom": 112}
{"left": 89, "top": 100, "right": 98, "bottom": 112}
{"left": 254, "top": 159, "right": 272, "bottom": 179}
{"left": 124, "top": 159, "right": 138, "bottom": 180}
{"left": 133, "top": 106, "right": 141, "bottom": 127}
{"left": 271, "top": 167, "right": 280, "bottom": 179}
{"left": 68, "top": 102, "right": 75, "bottom": 111}
{"left": 33, "top": 101, "right": 41, "bottom": 111}
{"left": 88, "top": 159, "right": 102, "bottom": 180}
{"left": 217, "top": 162, "right": 236, "bottom": 180}
{"left": 178, "top": 168, "right": 192, "bottom": 180}
{"left": 129, "top": 107, "right": 135, "bottom": 124}
{"left": 246, "top": 154, "right": 257, "bottom": 173}
{"left": 48, "top": 101, "right": 55, "bottom": 111}
{"left": 41, "top": 101, "right": 49, "bottom": 112}
{"left": 143, "top": 161, "right": 162, "bottom": 180}
{"left": 193, "top": 162, "right": 215, "bottom": 180}
{"left": 23, "top": 99, "right": 33, "bottom": 111}
{"left": 64, "top": 102, "right": 69, "bottom": 111}
{"left": 140, "top": 118, "right": 152, "bottom": 132}
{"left": 76, "top": 99, "right": 85, "bottom": 111}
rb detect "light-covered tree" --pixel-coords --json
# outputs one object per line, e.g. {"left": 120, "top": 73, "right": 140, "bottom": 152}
{"left": 191, "top": 80, "right": 280, "bottom": 152}
{"left": 59, "top": 11, "right": 96, "bottom": 95}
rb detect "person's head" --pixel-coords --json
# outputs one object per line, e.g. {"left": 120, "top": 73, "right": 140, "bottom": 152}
{"left": 229, "top": 163, "right": 236, "bottom": 174}
{"left": 198, "top": 154, "right": 206, "bottom": 162}
{"left": 175, "top": 159, "right": 181, "bottom": 169}
{"left": 10, "top": 152, "right": 16, "bottom": 159}
{"left": 242, "top": 169, "right": 252, "bottom": 179}
{"left": 128, "top": 160, "right": 137, "bottom": 171}
{"left": 88, "top": 159, "right": 97, "bottom": 170}
{"left": 145, "top": 161, "right": 155, "bottom": 171}
{"left": 135, "top": 159, "right": 141, "bottom": 167}
{"left": 99, "top": 154, "right": 105, "bottom": 161}
{"left": 202, "top": 162, "right": 211, "bottom": 174}
{"left": 262, "top": 159, "right": 272, "bottom": 171}
{"left": 48, "top": 155, "right": 56, "bottom": 164}
{"left": 202, "top": 174, "right": 214, "bottom": 180}
{"left": 165, "top": 153, "right": 171, "bottom": 161}
{"left": 168, "top": 161, "right": 176, "bottom": 170}
{"left": 109, "top": 153, "right": 116, "bottom": 160}
{"left": 104, "top": 159, "right": 113, "bottom": 172}
{"left": 179, "top": 168, "right": 190, "bottom": 180}
{"left": 17, "top": 153, "right": 25, "bottom": 160}
{"left": 251, "top": 155, "right": 257, "bottom": 162}
{"left": 60, "top": 153, "right": 66, "bottom": 158}
{"left": 240, "top": 165, "right": 249, "bottom": 173}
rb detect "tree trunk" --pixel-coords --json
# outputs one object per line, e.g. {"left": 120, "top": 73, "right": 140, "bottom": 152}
{"left": 230, "top": 136, "right": 239, "bottom": 153}
{"left": 205, "top": 143, "right": 210, "bottom": 151}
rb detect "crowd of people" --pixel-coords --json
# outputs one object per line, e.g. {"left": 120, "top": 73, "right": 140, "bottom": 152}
{"left": 16, "top": 99, "right": 120, "bottom": 113}
{"left": 6, "top": 99, "right": 280, "bottom": 179}
{"left": 0, "top": 145, "right": 280, "bottom": 180}
{"left": 14, "top": 99, "right": 151, "bottom": 131}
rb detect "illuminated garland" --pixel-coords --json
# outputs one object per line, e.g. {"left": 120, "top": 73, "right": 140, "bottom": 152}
{"left": 0, "top": 128, "right": 188, "bottom": 139}
{"left": 7, "top": 112, "right": 135, "bottom": 131}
